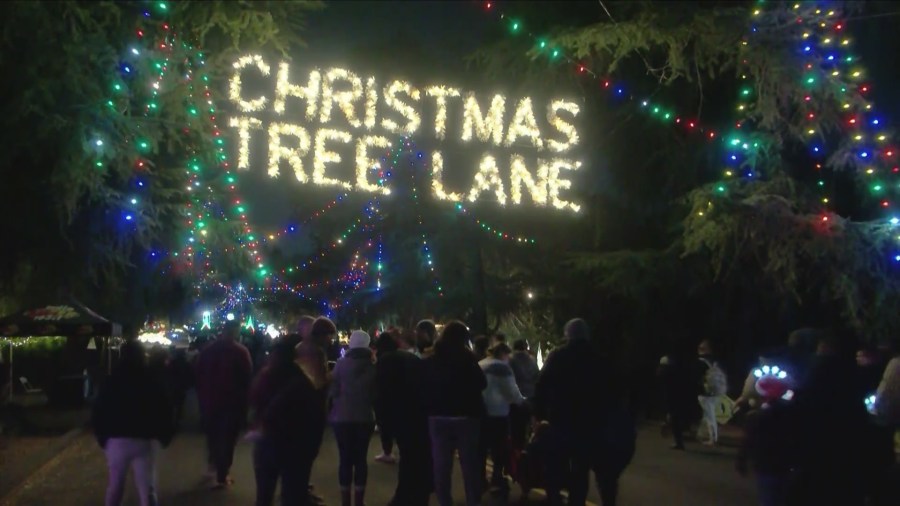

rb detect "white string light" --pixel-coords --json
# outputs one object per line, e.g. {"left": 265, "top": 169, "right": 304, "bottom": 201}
{"left": 426, "top": 86, "right": 461, "bottom": 140}
{"left": 268, "top": 122, "right": 311, "bottom": 182}
{"left": 274, "top": 62, "right": 321, "bottom": 120}
{"left": 431, "top": 151, "right": 462, "bottom": 202}
{"left": 461, "top": 92, "right": 506, "bottom": 145}
{"left": 506, "top": 97, "right": 544, "bottom": 149}
{"left": 313, "top": 128, "right": 353, "bottom": 189}
{"left": 468, "top": 154, "right": 507, "bottom": 205}
{"left": 356, "top": 135, "right": 392, "bottom": 194}
{"left": 547, "top": 159, "right": 582, "bottom": 212}
{"left": 320, "top": 68, "right": 363, "bottom": 128}
{"left": 364, "top": 77, "right": 379, "bottom": 130}
{"left": 381, "top": 80, "right": 421, "bottom": 134}
{"left": 510, "top": 154, "right": 548, "bottom": 205}
{"left": 546, "top": 100, "right": 580, "bottom": 152}
{"left": 228, "top": 116, "right": 263, "bottom": 169}
{"left": 230, "top": 54, "right": 270, "bottom": 112}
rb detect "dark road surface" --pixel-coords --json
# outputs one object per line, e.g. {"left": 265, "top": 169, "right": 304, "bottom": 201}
{"left": 2, "top": 426, "right": 756, "bottom": 506}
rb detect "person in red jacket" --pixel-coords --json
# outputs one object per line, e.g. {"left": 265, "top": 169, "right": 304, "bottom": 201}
{"left": 195, "top": 320, "right": 253, "bottom": 489}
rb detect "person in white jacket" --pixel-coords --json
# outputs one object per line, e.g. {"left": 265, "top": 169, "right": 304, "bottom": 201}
{"left": 478, "top": 343, "right": 526, "bottom": 491}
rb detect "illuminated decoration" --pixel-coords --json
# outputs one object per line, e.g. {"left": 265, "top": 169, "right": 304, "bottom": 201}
{"left": 244, "top": 315, "right": 255, "bottom": 330}
{"left": 536, "top": 344, "right": 544, "bottom": 370}
{"left": 426, "top": 86, "right": 461, "bottom": 139}
{"left": 227, "top": 58, "right": 583, "bottom": 211}
{"left": 230, "top": 54, "right": 270, "bottom": 112}
{"left": 226, "top": 313, "right": 235, "bottom": 321}
{"left": 268, "top": 122, "right": 311, "bottom": 181}
{"left": 506, "top": 97, "right": 544, "bottom": 149}
{"left": 137, "top": 332, "right": 172, "bottom": 346}
{"left": 320, "top": 68, "right": 363, "bottom": 128}
{"left": 313, "top": 129, "right": 353, "bottom": 189}
{"left": 364, "top": 77, "right": 379, "bottom": 130}
{"left": 274, "top": 62, "right": 320, "bottom": 119}
{"left": 201, "top": 311, "right": 211, "bottom": 330}
{"left": 468, "top": 154, "right": 507, "bottom": 205}
{"left": 382, "top": 80, "right": 421, "bottom": 134}
{"left": 229, "top": 116, "right": 263, "bottom": 169}
{"left": 431, "top": 151, "right": 462, "bottom": 202}
{"left": 474, "top": 1, "right": 722, "bottom": 141}
{"left": 865, "top": 393, "right": 877, "bottom": 415}
{"left": 266, "top": 324, "right": 281, "bottom": 340}
{"left": 356, "top": 136, "right": 393, "bottom": 194}
{"left": 461, "top": 93, "right": 506, "bottom": 145}
{"left": 546, "top": 159, "right": 582, "bottom": 212}
{"left": 510, "top": 154, "right": 548, "bottom": 205}
{"left": 546, "top": 100, "right": 580, "bottom": 152}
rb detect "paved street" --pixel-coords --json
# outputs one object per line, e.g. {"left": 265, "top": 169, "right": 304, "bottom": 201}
{"left": 1, "top": 419, "right": 757, "bottom": 506}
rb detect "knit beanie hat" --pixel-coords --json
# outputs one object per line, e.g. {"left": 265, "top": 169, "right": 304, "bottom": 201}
{"left": 349, "top": 330, "right": 371, "bottom": 349}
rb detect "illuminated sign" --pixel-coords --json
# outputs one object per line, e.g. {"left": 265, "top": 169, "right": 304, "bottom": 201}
{"left": 228, "top": 56, "right": 583, "bottom": 212}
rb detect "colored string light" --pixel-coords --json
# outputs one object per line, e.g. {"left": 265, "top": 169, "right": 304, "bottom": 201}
{"left": 477, "top": 1, "right": 720, "bottom": 141}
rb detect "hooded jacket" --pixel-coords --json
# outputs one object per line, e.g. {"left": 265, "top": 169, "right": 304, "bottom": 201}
{"left": 479, "top": 357, "right": 525, "bottom": 417}
{"left": 329, "top": 347, "right": 376, "bottom": 423}
{"left": 92, "top": 367, "right": 175, "bottom": 448}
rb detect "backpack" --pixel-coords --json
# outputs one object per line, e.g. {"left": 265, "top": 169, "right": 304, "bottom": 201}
{"left": 704, "top": 360, "right": 728, "bottom": 397}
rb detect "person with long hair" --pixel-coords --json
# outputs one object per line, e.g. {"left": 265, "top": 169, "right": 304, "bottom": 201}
{"left": 422, "top": 321, "right": 487, "bottom": 506}
{"left": 92, "top": 340, "right": 174, "bottom": 506}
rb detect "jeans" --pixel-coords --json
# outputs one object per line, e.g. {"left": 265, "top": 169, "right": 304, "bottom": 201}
{"left": 253, "top": 436, "right": 314, "bottom": 506}
{"left": 756, "top": 473, "right": 788, "bottom": 506}
{"left": 480, "top": 416, "right": 510, "bottom": 486}
{"left": 390, "top": 419, "right": 432, "bottom": 506}
{"left": 698, "top": 396, "right": 719, "bottom": 443}
{"left": 205, "top": 412, "right": 243, "bottom": 483}
{"left": 429, "top": 416, "right": 482, "bottom": 506}
{"left": 104, "top": 438, "right": 160, "bottom": 506}
{"left": 332, "top": 422, "right": 375, "bottom": 488}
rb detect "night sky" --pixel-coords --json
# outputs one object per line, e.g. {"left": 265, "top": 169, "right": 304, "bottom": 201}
{"left": 229, "top": 1, "right": 900, "bottom": 256}
{"left": 233, "top": 1, "right": 496, "bottom": 254}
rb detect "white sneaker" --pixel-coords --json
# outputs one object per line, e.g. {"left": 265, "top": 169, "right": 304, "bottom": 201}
{"left": 375, "top": 453, "right": 397, "bottom": 464}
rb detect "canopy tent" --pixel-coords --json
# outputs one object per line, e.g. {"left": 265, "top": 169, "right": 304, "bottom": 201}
{"left": 0, "top": 301, "right": 121, "bottom": 403}
{"left": 0, "top": 301, "right": 121, "bottom": 338}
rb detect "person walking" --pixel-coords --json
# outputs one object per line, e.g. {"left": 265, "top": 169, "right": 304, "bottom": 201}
{"left": 329, "top": 330, "right": 377, "bottom": 506}
{"left": 92, "top": 340, "right": 175, "bottom": 506}
{"left": 479, "top": 342, "right": 525, "bottom": 492}
{"left": 658, "top": 345, "right": 701, "bottom": 450}
{"left": 373, "top": 330, "right": 398, "bottom": 465}
{"left": 534, "top": 318, "right": 635, "bottom": 506}
{"left": 250, "top": 339, "right": 321, "bottom": 506}
{"left": 736, "top": 370, "right": 797, "bottom": 506}
{"left": 375, "top": 328, "right": 432, "bottom": 506}
{"left": 295, "top": 317, "right": 335, "bottom": 500}
{"left": 195, "top": 320, "right": 253, "bottom": 488}
{"left": 697, "top": 340, "right": 727, "bottom": 446}
{"left": 415, "top": 319, "right": 437, "bottom": 358}
{"left": 508, "top": 339, "right": 539, "bottom": 449}
{"left": 422, "top": 321, "right": 487, "bottom": 506}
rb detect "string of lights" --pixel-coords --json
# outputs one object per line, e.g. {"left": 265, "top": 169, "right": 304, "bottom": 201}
{"left": 478, "top": 0, "right": 720, "bottom": 141}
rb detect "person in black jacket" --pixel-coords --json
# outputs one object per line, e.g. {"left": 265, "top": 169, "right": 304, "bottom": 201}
{"left": 92, "top": 340, "right": 175, "bottom": 506}
{"left": 376, "top": 328, "right": 432, "bottom": 506}
{"left": 422, "top": 321, "right": 487, "bottom": 506}
{"left": 250, "top": 339, "right": 320, "bottom": 506}
{"left": 534, "top": 318, "right": 634, "bottom": 506}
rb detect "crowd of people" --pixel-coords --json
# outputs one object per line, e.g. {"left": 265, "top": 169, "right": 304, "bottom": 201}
{"left": 90, "top": 316, "right": 637, "bottom": 506}
{"left": 658, "top": 329, "right": 900, "bottom": 506}
{"left": 88, "top": 316, "right": 900, "bottom": 506}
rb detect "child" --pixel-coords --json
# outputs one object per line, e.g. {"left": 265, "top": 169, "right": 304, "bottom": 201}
{"left": 736, "top": 371, "right": 796, "bottom": 506}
